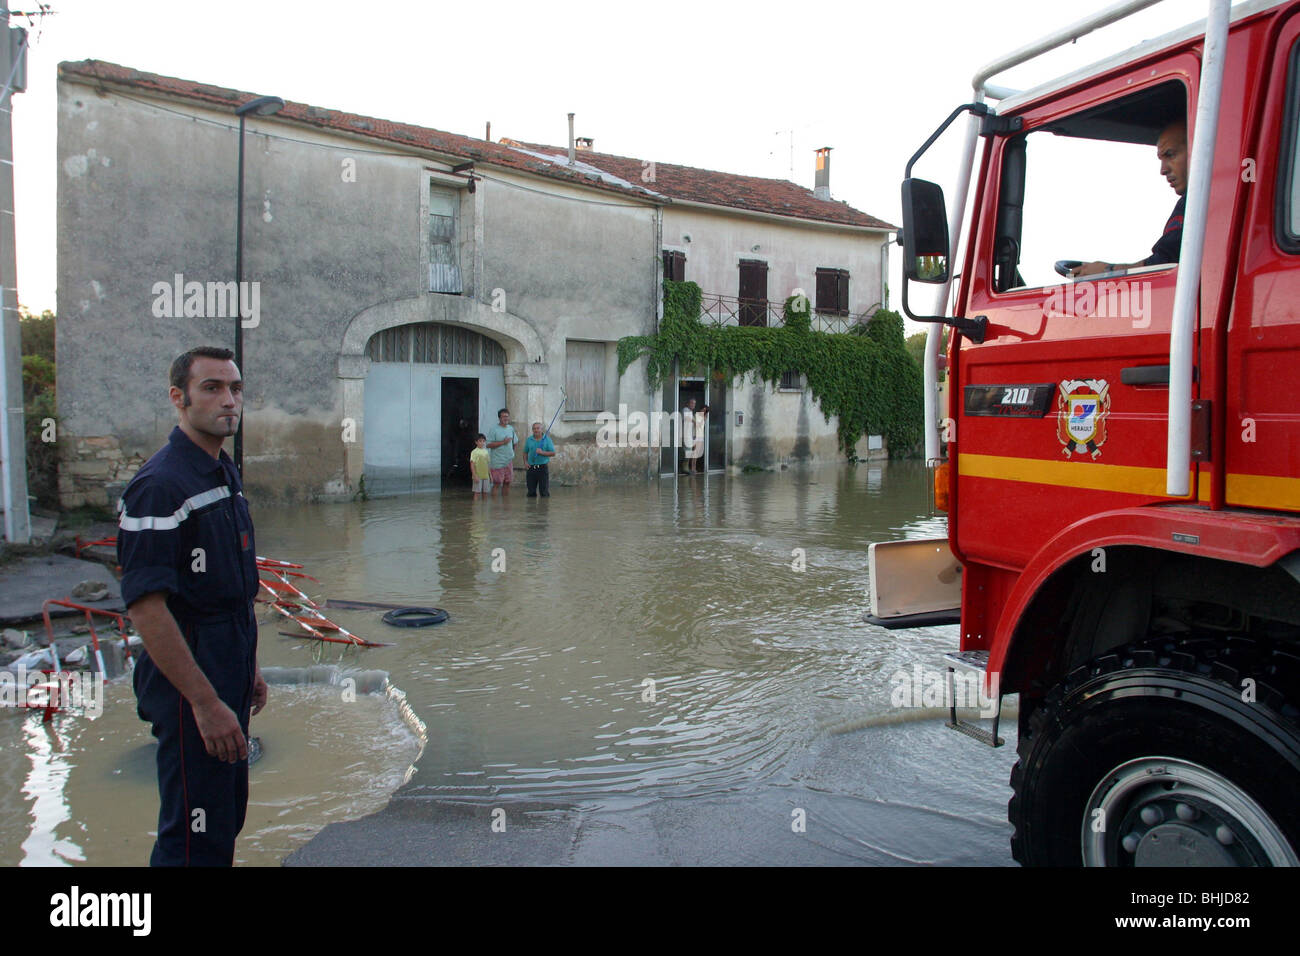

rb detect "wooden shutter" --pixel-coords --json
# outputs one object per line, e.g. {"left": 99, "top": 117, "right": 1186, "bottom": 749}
{"left": 738, "top": 259, "right": 768, "bottom": 326}
{"left": 662, "top": 250, "right": 686, "bottom": 281}
{"left": 816, "top": 268, "right": 850, "bottom": 315}
{"left": 566, "top": 341, "right": 606, "bottom": 412}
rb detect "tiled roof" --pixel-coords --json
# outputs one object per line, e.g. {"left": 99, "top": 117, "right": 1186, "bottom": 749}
{"left": 57, "top": 59, "right": 662, "bottom": 203}
{"left": 503, "top": 140, "right": 896, "bottom": 231}
{"left": 58, "top": 59, "right": 895, "bottom": 229}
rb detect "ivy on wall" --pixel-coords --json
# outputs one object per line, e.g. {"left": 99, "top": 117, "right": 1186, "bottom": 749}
{"left": 617, "top": 281, "right": 923, "bottom": 458}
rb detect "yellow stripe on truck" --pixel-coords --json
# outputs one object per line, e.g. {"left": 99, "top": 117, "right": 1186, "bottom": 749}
{"left": 959, "top": 454, "right": 1300, "bottom": 509}
{"left": 957, "top": 453, "right": 1199, "bottom": 499}
{"left": 1225, "top": 473, "right": 1300, "bottom": 510}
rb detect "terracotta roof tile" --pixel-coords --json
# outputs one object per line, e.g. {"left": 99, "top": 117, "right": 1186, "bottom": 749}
{"left": 503, "top": 140, "right": 895, "bottom": 230}
{"left": 58, "top": 59, "right": 895, "bottom": 229}
{"left": 57, "top": 59, "right": 660, "bottom": 202}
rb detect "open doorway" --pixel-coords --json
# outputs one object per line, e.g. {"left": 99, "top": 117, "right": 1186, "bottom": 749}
{"left": 678, "top": 380, "right": 707, "bottom": 475}
{"left": 441, "top": 376, "right": 478, "bottom": 485}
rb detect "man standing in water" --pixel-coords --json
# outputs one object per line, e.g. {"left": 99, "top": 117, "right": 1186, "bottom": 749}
{"left": 117, "top": 346, "right": 265, "bottom": 865}
{"left": 485, "top": 407, "right": 518, "bottom": 495}
{"left": 524, "top": 421, "right": 556, "bottom": 497}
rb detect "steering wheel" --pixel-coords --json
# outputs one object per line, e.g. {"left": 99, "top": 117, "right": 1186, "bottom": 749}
{"left": 1055, "top": 259, "right": 1083, "bottom": 277}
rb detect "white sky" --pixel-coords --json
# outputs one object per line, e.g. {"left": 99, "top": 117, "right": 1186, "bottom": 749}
{"left": 10, "top": 0, "right": 1222, "bottom": 325}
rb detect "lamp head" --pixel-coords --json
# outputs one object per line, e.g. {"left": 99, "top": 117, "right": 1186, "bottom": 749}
{"left": 237, "top": 95, "right": 285, "bottom": 117}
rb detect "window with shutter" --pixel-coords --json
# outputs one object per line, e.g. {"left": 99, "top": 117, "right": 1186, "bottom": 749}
{"left": 565, "top": 341, "right": 607, "bottom": 412}
{"left": 662, "top": 250, "right": 686, "bottom": 281}
{"left": 815, "top": 268, "right": 850, "bottom": 315}
{"left": 738, "top": 259, "right": 768, "bottom": 327}
{"left": 429, "top": 187, "right": 463, "bottom": 294}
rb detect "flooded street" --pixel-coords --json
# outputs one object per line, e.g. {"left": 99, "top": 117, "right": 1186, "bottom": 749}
{"left": 2, "top": 461, "right": 1018, "bottom": 865}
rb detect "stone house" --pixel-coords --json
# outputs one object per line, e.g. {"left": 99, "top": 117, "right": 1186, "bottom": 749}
{"left": 502, "top": 139, "right": 896, "bottom": 473}
{"left": 56, "top": 60, "right": 895, "bottom": 505}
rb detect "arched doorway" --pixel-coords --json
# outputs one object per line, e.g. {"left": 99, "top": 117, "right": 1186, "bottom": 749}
{"left": 363, "top": 322, "right": 507, "bottom": 494}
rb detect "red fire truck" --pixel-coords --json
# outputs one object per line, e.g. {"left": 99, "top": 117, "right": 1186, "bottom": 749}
{"left": 872, "top": 0, "right": 1300, "bottom": 865}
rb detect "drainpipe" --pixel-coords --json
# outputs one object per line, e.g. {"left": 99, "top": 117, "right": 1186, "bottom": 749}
{"left": 651, "top": 205, "right": 663, "bottom": 476}
{"left": 881, "top": 235, "right": 890, "bottom": 312}
{"left": 653, "top": 208, "right": 663, "bottom": 333}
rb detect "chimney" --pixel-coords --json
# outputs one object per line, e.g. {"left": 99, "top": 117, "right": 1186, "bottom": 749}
{"left": 485, "top": 120, "right": 491, "bottom": 141}
{"left": 814, "top": 147, "right": 832, "bottom": 201}
{"left": 576, "top": 137, "right": 593, "bottom": 151}
{"left": 568, "top": 113, "right": 575, "bottom": 164}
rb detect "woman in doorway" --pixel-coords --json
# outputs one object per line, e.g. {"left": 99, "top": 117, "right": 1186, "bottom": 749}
{"left": 681, "top": 398, "right": 709, "bottom": 474}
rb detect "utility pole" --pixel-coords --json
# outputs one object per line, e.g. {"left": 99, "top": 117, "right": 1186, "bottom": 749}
{"left": 0, "top": 3, "right": 30, "bottom": 544}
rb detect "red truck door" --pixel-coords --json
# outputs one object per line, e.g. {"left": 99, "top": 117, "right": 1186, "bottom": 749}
{"left": 957, "top": 57, "right": 1207, "bottom": 571}
{"left": 1225, "top": 12, "right": 1300, "bottom": 513}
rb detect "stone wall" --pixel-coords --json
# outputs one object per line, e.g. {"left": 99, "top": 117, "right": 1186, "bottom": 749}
{"left": 59, "top": 435, "right": 146, "bottom": 508}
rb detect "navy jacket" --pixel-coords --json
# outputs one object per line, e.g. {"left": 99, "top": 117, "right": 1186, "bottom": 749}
{"left": 117, "top": 426, "right": 259, "bottom": 624}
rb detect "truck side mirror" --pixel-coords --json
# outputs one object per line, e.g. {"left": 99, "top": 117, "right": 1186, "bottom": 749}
{"left": 901, "top": 178, "right": 950, "bottom": 284}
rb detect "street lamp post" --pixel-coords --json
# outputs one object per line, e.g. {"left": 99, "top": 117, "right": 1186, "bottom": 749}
{"left": 233, "top": 95, "right": 284, "bottom": 476}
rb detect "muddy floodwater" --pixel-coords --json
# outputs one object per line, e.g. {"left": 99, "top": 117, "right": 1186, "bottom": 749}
{"left": 2, "top": 461, "right": 1019, "bottom": 865}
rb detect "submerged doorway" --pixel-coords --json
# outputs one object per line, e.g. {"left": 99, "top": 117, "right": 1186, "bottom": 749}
{"left": 362, "top": 323, "right": 506, "bottom": 495}
{"left": 663, "top": 364, "right": 727, "bottom": 476}
{"left": 441, "top": 377, "right": 478, "bottom": 486}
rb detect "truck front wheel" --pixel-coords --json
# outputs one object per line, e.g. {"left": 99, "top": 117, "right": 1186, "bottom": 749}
{"left": 1009, "top": 639, "right": 1300, "bottom": 866}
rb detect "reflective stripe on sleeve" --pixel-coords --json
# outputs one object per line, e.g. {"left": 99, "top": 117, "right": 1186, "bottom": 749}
{"left": 119, "top": 485, "right": 231, "bottom": 531}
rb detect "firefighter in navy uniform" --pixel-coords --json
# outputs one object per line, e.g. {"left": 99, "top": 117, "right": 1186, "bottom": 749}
{"left": 117, "top": 346, "right": 266, "bottom": 866}
{"left": 1071, "top": 119, "right": 1188, "bottom": 278}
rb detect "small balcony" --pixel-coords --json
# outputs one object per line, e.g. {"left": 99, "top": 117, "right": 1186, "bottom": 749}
{"left": 697, "top": 293, "right": 879, "bottom": 334}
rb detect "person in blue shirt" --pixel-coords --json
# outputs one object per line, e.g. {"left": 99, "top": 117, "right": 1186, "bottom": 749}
{"left": 524, "top": 421, "right": 556, "bottom": 497}
{"left": 117, "top": 346, "right": 265, "bottom": 866}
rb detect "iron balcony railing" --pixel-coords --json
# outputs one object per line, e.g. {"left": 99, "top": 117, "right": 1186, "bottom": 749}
{"left": 698, "top": 292, "right": 880, "bottom": 334}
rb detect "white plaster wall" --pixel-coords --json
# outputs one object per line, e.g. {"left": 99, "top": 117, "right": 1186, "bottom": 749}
{"left": 661, "top": 206, "right": 890, "bottom": 316}
{"left": 727, "top": 373, "right": 883, "bottom": 467}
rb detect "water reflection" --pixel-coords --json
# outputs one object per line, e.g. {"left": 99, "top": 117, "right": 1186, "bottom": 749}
{"left": 21, "top": 721, "right": 82, "bottom": 866}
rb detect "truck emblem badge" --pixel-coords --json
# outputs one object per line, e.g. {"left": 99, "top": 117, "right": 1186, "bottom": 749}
{"left": 1057, "top": 378, "right": 1110, "bottom": 458}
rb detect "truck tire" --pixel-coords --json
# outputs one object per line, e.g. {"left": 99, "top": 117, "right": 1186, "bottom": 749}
{"left": 1009, "top": 637, "right": 1300, "bottom": 866}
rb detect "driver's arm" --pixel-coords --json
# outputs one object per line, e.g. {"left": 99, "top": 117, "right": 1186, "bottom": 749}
{"left": 1071, "top": 260, "right": 1140, "bottom": 278}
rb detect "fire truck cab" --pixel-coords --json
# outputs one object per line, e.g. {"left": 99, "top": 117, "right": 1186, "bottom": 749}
{"left": 879, "top": 0, "right": 1300, "bottom": 865}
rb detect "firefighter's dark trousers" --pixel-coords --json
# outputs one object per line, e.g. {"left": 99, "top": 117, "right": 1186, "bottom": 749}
{"left": 133, "top": 612, "right": 255, "bottom": 866}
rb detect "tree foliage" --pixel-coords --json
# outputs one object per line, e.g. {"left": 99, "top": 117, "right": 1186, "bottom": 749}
{"left": 20, "top": 309, "right": 58, "bottom": 507}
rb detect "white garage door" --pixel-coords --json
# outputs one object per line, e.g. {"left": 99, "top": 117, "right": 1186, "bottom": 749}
{"left": 362, "top": 324, "right": 507, "bottom": 495}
